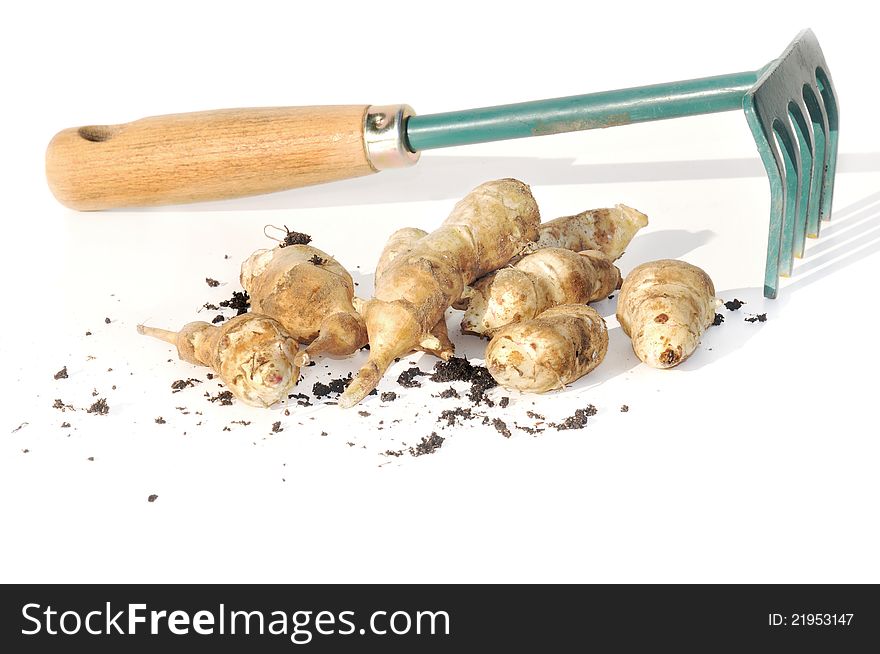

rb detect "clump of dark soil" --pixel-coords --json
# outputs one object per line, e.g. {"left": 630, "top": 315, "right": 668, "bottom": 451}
{"left": 87, "top": 398, "right": 109, "bottom": 415}
{"left": 312, "top": 381, "right": 331, "bottom": 398}
{"left": 206, "top": 278, "right": 220, "bottom": 287}
{"left": 437, "top": 387, "right": 459, "bottom": 399}
{"left": 172, "top": 378, "right": 201, "bottom": 392}
{"left": 409, "top": 432, "right": 445, "bottom": 457}
{"left": 380, "top": 392, "right": 397, "bottom": 402}
{"left": 745, "top": 313, "right": 767, "bottom": 323}
{"left": 219, "top": 291, "right": 250, "bottom": 315}
{"left": 147, "top": 494, "right": 158, "bottom": 503}
{"left": 206, "top": 390, "right": 234, "bottom": 406}
{"left": 271, "top": 421, "right": 283, "bottom": 433}
{"left": 712, "top": 313, "right": 725, "bottom": 326}
{"left": 397, "top": 367, "right": 429, "bottom": 388}
{"left": 212, "top": 315, "right": 226, "bottom": 324}
{"left": 620, "top": 405, "right": 629, "bottom": 413}
{"left": 278, "top": 227, "right": 312, "bottom": 247}
{"left": 53, "top": 399, "right": 75, "bottom": 412}
{"left": 54, "top": 366, "right": 68, "bottom": 380}
{"left": 724, "top": 298, "right": 744, "bottom": 311}
{"left": 289, "top": 392, "right": 312, "bottom": 407}
{"left": 492, "top": 418, "right": 511, "bottom": 438}
{"left": 309, "top": 254, "right": 326, "bottom": 266}
{"left": 430, "top": 357, "right": 497, "bottom": 405}
{"left": 437, "top": 407, "right": 476, "bottom": 427}
{"left": 154, "top": 417, "right": 166, "bottom": 424}
{"left": 551, "top": 405, "right": 596, "bottom": 431}
{"left": 384, "top": 449, "right": 404, "bottom": 457}
{"left": 499, "top": 397, "right": 510, "bottom": 408}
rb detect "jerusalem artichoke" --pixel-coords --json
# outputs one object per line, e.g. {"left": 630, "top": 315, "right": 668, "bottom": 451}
{"left": 460, "top": 248, "right": 620, "bottom": 336}
{"left": 138, "top": 313, "right": 300, "bottom": 407}
{"left": 534, "top": 204, "right": 648, "bottom": 260}
{"left": 616, "top": 259, "right": 716, "bottom": 369}
{"left": 371, "top": 227, "right": 454, "bottom": 360}
{"left": 339, "top": 178, "right": 541, "bottom": 407}
{"left": 240, "top": 244, "right": 366, "bottom": 367}
{"left": 485, "top": 304, "right": 608, "bottom": 393}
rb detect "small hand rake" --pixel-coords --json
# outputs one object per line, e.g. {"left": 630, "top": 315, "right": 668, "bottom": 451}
{"left": 46, "top": 29, "right": 838, "bottom": 298}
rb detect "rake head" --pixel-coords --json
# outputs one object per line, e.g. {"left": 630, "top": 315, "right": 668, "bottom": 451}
{"left": 743, "top": 29, "right": 840, "bottom": 298}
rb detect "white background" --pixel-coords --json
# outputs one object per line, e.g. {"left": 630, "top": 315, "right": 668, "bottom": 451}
{"left": 1, "top": 1, "right": 878, "bottom": 583}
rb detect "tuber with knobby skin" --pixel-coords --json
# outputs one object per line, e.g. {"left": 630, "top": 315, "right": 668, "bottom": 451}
{"left": 241, "top": 243, "right": 366, "bottom": 368}
{"left": 533, "top": 204, "right": 648, "bottom": 260}
{"left": 616, "top": 259, "right": 716, "bottom": 369}
{"left": 339, "top": 178, "right": 541, "bottom": 407}
{"left": 460, "top": 248, "right": 620, "bottom": 337}
{"left": 367, "top": 226, "right": 455, "bottom": 360}
{"left": 138, "top": 313, "right": 300, "bottom": 407}
{"left": 485, "top": 304, "right": 608, "bottom": 393}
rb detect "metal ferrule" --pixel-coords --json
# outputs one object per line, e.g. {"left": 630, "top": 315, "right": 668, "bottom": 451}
{"left": 364, "top": 104, "right": 420, "bottom": 170}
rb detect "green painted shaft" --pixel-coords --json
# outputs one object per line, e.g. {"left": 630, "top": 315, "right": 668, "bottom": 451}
{"left": 405, "top": 70, "right": 760, "bottom": 151}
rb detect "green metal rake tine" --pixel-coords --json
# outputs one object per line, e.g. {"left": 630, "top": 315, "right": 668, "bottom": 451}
{"left": 404, "top": 29, "right": 839, "bottom": 298}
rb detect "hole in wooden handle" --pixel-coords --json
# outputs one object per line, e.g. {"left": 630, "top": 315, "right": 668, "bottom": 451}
{"left": 78, "top": 125, "right": 118, "bottom": 142}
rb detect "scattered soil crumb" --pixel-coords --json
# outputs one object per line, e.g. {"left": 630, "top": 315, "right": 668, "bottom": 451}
{"left": 620, "top": 405, "right": 630, "bottom": 413}
{"left": 219, "top": 291, "right": 250, "bottom": 315}
{"left": 346, "top": 441, "right": 356, "bottom": 447}
{"left": 85, "top": 331, "right": 92, "bottom": 336}
{"left": 384, "top": 449, "right": 404, "bottom": 457}
{"left": 203, "top": 302, "right": 219, "bottom": 311}
{"left": 745, "top": 313, "right": 768, "bottom": 323}
{"left": 437, "top": 387, "right": 459, "bottom": 399}
{"left": 212, "top": 314, "right": 226, "bottom": 324}
{"left": 552, "top": 405, "right": 596, "bottom": 431}
{"left": 104, "top": 317, "right": 111, "bottom": 324}
{"left": 207, "top": 390, "right": 234, "bottom": 406}
{"left": 397, "top": 367, "right": 428, "bottom": 388}
{"left": 492, "top": 418, "right": 511, "bottom": 438}
{"left": 271, "top": 421, "right": 283, "bottom": 433}
{"left": 87, "top": 398, "right": 109, "bottom": 415}
{"left": 87, "top": 457, "right": 94, "bottom": 462}
{"left": 358, "top": 411, "right": 371, "bottom": 417}
{"left": 279, "top": 227, "right": 312, "bottom": 247}
{"left": 154, "top": 416, "right": 166, "bottom": 424}
{"left": 53, "top": 399, "right": 75, "bottom": 412}
{"left": 499, "top": 396, "right": 510, "bottom": 408}
{"left": 231, "top": 420, "right": 251, "bottom": 426}
{"left": 289, "top": 392, "right": 312, "bottom": 407}
{"left": 410, "top": 432, "right": 445, "bottom": 457}
{"left": 91, "top": 388, "right": 99, "bottom": 397}
{"left": 516, "top": 424, "right": 545, "bottom": 435}
{"left": 22, "top": 449, "right": 30, "bottom": 454}
{"left": 724, "top": 298, "right": 744, "bottom": 311}
{"left": 54, "top": 366, "right": 69, "bottom": 380}
{"left": 712, "top": 313, "right": 725, "bottom": 326}
{"left": 527, "top": 410, "right": 545, "bottom": 420}
{"left": 11, "top": 422, "right": 28, "bottom": 433}
{"left": 309, "top": 254, "right": 326, "bottom": 266}
{"left": 381, "top": 391, "right": 397, "bottom": 402}
{"left": 61, "top": 422, "right": 71, "bottom": 428}
{"left": 172, "top": 378, "right": 202, "bottom": 392}
{"left": 328, "top": 374, "right": 354, "bottom": 394}
{"left": 206, "top": 373, "right": 214, "bottom": 380}
{"left": 608, "top": 294, "right": 615, "bottom": 300}
{"left": 438, "top": 407, "right": 475, "bottom": 427}
{"left": 205, "top": 278, "right": 220, "bottom": 287}
{"left": 321, "top": 431, "right": 328, "bottom": 436}
{"left": 147, "top": 494, "right": 158, "bottom": 503}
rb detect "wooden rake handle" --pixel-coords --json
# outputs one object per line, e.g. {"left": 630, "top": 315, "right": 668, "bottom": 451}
{"left": 45, "top": 105, "right": 418, "bottom": 210}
